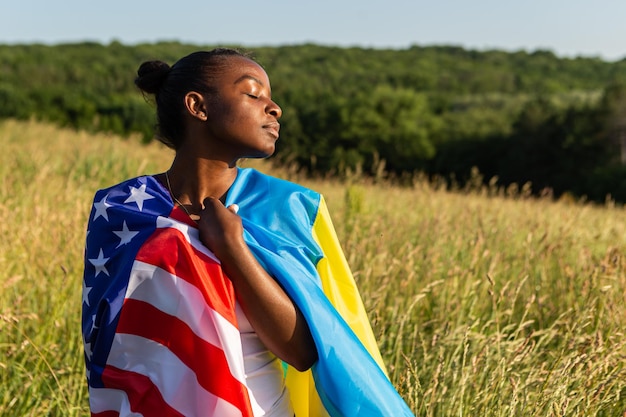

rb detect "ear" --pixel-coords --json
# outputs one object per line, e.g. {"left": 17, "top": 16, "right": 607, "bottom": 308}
{"left": 184, "top": 91, "right": 208, "bottom": 121}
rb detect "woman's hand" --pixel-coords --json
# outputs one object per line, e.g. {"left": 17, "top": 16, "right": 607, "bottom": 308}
{"left": 197, "top": 197, "right": 318, "bottom": 371}
{"left": 197, "top": 197, "right": 244, "bottom": 260}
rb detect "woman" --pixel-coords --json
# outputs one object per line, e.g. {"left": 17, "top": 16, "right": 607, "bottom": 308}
{"left": 82, "top": 48, "right": 413, "bottom": 416}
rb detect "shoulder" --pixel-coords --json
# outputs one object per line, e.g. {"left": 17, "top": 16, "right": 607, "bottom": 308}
{"left": 237, "top": 168, "right": 317, "bottom": 196}
{"left": 92, "top": 175, "right": 155, "bottom": 200}
{"left": 90, "top": 175, "right": 172, "bottom": 210}
{"left": 235, "top": 168, "right": 320, "bottom": 205}
{"left": 232, "top": 168, "right": 322, "bottom": 227}
{"left": 87, "top": 175, "right": 172, "bottom": 227}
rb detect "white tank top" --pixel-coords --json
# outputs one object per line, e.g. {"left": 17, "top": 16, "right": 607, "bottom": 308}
{"left": 235, "top": 302, "right": 294, "bottom": 416}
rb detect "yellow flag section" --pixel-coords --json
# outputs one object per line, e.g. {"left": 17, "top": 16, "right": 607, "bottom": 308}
{"left": 285, "top": 196, "right": 388, "bottom": 417}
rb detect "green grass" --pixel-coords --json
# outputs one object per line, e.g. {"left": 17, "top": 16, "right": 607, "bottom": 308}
{"left": 1, "top": 120, "right": 625, "bottom": 416}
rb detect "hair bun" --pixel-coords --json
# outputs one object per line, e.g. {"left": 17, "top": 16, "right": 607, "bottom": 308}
{"left": 135, "top": 60, "right": 171, "bottom": 94}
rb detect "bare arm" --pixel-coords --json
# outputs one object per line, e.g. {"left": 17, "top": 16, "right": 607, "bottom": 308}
{"left": 198, "top": 197, "right": 317, "bottom": 371}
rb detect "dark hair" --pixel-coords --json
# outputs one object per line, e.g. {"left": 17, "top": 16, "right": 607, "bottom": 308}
{"left": 135, "top": 48, "right": 250, "bottom": 149}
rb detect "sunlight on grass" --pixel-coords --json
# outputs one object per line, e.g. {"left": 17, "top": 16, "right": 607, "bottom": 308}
{"left": 1, "top": 120, "right": 625, "bottom": 416}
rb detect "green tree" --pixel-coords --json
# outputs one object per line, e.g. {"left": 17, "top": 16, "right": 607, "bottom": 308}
{"left": 336, "top": 85, "right": 439, "bottom": 172}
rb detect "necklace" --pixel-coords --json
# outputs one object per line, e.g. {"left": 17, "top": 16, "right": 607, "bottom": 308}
{"left": 165, "top": 170, "right": 194, "bottom": 219}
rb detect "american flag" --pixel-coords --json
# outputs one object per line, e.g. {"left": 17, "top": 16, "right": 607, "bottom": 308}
{"left": 83, "top": 176, "right": 256, "bottom": 416}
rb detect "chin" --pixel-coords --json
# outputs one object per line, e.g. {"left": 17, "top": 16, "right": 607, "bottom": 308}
{"left": 259, "top": 143, "right": 277, "bottom": 158}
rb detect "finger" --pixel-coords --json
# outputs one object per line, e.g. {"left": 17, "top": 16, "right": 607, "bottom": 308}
{"left": 202, "top": 196, "right": 220, "bottom": 206}
{"left": 228, "top": 204, "right": 239, "bottom": 214}
{"left": 201, "top": 197, "right": 223, "bottom": 212}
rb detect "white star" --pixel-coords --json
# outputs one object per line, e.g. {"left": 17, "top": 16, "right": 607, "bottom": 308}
{"left": 124, "top": 184, "right": 154, "bottom": 211}
{"left": 84, "top": 337, "right": 93, "bottom": 361}
{"left": 93, "top": 194, "right": 112, "bottom": 221}
{"left": 113, "top": 220, "right": 139, "bottom": 248}
{"left": 82, "top": 281, "right": 92, "bottom": 306}
{"left": 88, "top": 248, "right": 110, "bottom": 278}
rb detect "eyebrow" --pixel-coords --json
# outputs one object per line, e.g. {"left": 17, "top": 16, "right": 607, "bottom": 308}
{"left": 234, "top": 74, "right": 264, "bottom": 87}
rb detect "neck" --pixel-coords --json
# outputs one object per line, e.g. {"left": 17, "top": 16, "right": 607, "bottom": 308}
{"left": 165, "top": 154, "right": 238, "bottom": 214}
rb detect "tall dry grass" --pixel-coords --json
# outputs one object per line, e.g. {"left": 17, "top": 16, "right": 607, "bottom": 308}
{"left": 1, "top": 119, "right": 625, "bottom": 416}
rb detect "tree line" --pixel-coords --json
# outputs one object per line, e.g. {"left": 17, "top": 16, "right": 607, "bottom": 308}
{"left": 1, "top": 41, "right": 625, "bottom": 201}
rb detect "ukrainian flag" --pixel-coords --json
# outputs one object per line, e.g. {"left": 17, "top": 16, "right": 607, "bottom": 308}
{"left": 227, "top": 168, "right": 414, "bottom": 417}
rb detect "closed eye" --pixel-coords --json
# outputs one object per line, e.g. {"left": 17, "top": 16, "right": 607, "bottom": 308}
{"left": 246, "top": 93, "right": 258, "bottom": 99}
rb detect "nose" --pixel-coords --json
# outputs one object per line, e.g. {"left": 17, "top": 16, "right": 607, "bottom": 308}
{"left": 267, "top": 99, "right": 282, "bottom": 119}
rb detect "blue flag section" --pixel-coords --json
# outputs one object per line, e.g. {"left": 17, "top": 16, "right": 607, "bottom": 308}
{"left": 227, "top": 168, "right": 414, "bottom": 416}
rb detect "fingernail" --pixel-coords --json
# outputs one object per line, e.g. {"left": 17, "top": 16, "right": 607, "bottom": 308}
{"left": 230, "top": 204, "right": 239, "bottom": 214}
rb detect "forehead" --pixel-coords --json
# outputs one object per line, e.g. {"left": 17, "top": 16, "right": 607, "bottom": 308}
{"left": 220, "top": 56, "right": 271, "bottom": 87}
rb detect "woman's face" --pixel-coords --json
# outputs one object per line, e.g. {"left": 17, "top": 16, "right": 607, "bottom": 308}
{"left": 202, "top": 56, "right": 282, "bottom": 162}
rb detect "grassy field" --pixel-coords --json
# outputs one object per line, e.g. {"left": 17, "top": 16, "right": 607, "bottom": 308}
{"left": 0, "top": 119, "right": 625, "bottom": 416}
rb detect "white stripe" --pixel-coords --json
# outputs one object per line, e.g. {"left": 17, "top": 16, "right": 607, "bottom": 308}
{"left": 125, "top": 261, "right": 247, "bottom": 384}
{"left": 107, "top": 333, "right": 244, "bottom": 417}
{"left": 89, "top": 387, "right": 141, "bottom": 416}
{"left": 156, "top": 216, "right": 219, "bottom": 263}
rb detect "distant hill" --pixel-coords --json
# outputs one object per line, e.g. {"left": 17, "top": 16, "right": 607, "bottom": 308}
{"left": 1, "top": 42, "right": 625, "bottom": 201}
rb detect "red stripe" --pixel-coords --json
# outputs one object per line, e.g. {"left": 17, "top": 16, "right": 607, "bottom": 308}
{"left": 100, "top": 366, "right": 184, "bottom": 417}
{"left": 135, "top": 227, "right": 238, "bottom": 325}
{"left": 169, "top": 205, "right": 196, "bottom": 226}
{"left": 116, "top": 299, "right": 252, "bottom": 413}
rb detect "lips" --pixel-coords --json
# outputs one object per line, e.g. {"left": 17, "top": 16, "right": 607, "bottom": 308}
{"left": 263, "top": 122, "right": 280, "bottom": 139}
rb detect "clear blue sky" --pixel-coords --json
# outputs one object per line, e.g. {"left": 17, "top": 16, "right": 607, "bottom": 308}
{"left": 2, "top": 0, "right": 625, "bottom": 61}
